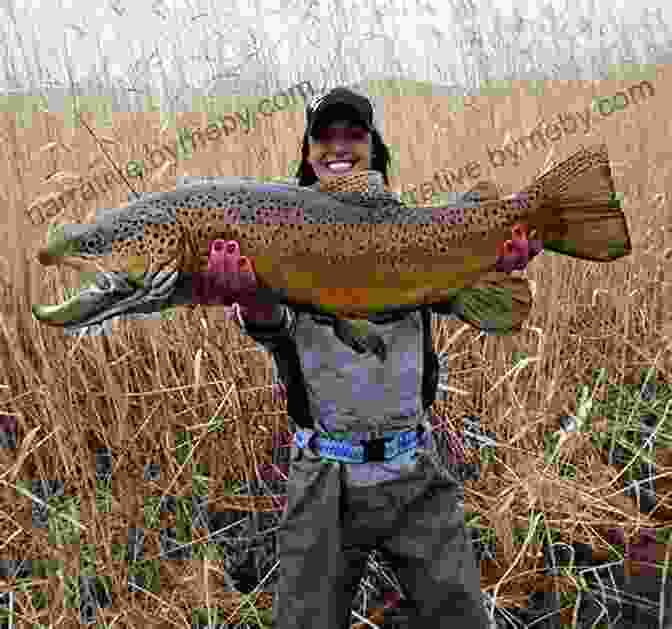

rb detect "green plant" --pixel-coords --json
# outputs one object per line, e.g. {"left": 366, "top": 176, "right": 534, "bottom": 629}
{"left": 111, "top": 542, "right": 127, "bottom": 561}
{"left": 480, "top": 446, "right": 496, "bottom": 466}
{"left": 159, "top": 304, "right": 177, "bottom": 321}
{"left": 222, "top": 478, "right": 245, "bottom": 495}
{"left": 558, "top": 461, "right": 577, "bottom": 480}
{"left": 192, "top": 542, "right": 227, "bottom": 561}
{"left": 589, "top": 367, "right": 670, "bottom": 467}
{"left": 48, "top": 495, "right": 81, "bottom": 546}
{"left": 192, "top": 607, "right": 226, "bottom": 626}
{"left": 80, "top": 543, "right": 97, "bottom": 576}
{"left": 513, "top": 516, "right": 561, "bottom": 547}
{"left": 657, "top": 528, "right": 672, "bottom": 544}
{"left": 128, "top": 559, "right": 161, "bottom": 594}
{"left": 96, "top": 478, "right": 112, "bottom": 513}
{"left": 238, "top": 593, "right": 274, "bottom": 629}
{"left": 511, "top": 351, "right": 529, "bottom": 367}
{"left": 203, "top": 415, "right": 227, "bottom": 435}
{"left": 175, "top": 496, "right": 193, "bottom": 545}
{"left": 144, "top": 496, "right": 162, "bottom": 528}
{"left": 193, "top": 461, "right": 211, "bottom": 495}
{"left": 559, "top": 588, "right": 578, "bottom": 609}
{"left": 175, "top": 430, "right": 194, "bottom": 466}
{"left": 31, "top": 590, "right": 49, "bottom": 609}
{"left": 62, "top": 574, "right": 79, "bottom": 609}
{"left": 607, "top": 542, "right": 626, "bottom": 562}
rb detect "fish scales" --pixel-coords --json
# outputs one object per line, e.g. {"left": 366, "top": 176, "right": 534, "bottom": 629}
{"left": 82, "top": 181, "right": 534, "bottom": 273}
{"left": 94, "top": 188, "right": 536, "bottom": 316}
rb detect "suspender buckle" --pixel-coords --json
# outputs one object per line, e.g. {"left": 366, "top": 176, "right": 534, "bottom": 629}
{"left": 361, "top": 437, "right": 393, "bottom": 462}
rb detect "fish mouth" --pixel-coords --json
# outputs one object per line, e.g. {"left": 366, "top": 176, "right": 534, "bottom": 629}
{"left": 31, "top": 269, "right": 181, "bottom": 331}
{"left": 32, "top": 221, "right": 173, "bottom": 331}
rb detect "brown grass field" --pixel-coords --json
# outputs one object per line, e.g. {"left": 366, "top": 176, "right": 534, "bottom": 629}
{"left": 0, "top": 65, "right": 671, "bottom": 627}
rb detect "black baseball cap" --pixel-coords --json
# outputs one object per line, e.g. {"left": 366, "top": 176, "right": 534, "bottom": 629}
{"left": 305, "top": 87, "right": 375, "bottom": 138}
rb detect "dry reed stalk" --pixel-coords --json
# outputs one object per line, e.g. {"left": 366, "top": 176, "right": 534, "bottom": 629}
{"left": 1, "top": 13, "right": 671, "bottom": 626}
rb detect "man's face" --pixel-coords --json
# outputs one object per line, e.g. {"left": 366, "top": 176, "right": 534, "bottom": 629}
{"left": 307, "top": 119, "right": 373, "bottom": 179}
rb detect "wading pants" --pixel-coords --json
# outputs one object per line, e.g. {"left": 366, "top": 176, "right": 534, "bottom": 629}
{"left": 272, "top": 439, "right": 490, "bottom": 629}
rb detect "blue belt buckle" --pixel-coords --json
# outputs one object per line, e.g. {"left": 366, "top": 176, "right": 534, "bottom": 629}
{"left": 295, "top": 427, "right": 420, "bottom": 463}
{"left": 361, "top": 436, "right": 394, "bottom": 462}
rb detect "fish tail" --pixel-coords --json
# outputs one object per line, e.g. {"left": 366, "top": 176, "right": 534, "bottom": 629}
{"left": 527, "top": 143, "right": 631, "bottom": 261}
{"left": 451, "top": 273, "right": 533, "bottom": 334}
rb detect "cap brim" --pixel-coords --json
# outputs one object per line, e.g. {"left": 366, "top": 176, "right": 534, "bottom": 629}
{"left": 307, "top": 103, "right": 373, "bottom": 138}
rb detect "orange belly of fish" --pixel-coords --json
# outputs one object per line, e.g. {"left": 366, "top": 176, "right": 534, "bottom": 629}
{"left": 318, "top": 287, "right": 376, "bottom": 308}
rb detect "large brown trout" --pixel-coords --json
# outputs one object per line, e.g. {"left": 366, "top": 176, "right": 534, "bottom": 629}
{"left": 32, "top": 143, "right": 631, "bottom": 339}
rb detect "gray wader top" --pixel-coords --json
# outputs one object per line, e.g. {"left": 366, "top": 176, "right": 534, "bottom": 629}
{"left": 234, "top": 304, "right": 492, "bottom": 628}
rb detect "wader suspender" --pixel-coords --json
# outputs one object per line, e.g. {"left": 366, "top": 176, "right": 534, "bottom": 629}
{"left": 268, "top": 308, "right": 438, "bottom": 431}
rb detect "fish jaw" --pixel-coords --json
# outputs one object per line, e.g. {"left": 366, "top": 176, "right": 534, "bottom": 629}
{"left": 32, "top": 271, "right": 141, "bottom": 328}
{"left": 31, "top": 267, "right": 187, "bottom": 330}
{"left": 33, "top": 205, "right": 179, "bottom": 328}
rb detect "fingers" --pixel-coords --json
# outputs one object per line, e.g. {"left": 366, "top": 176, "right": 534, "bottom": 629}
{"left": 511, "top": 223, "right": 529, "bottom": 240}
{"left": 496, "top": 224, "right": 534, "bottom": 272}
{"left": 209, "top": 239, "right": 242, "bottom": 273}
{"left": 507, "top": 237, "right": 530, "bottom": 260}
{"left": 199, "top": 239, "right": 258, "bottom": 304}
{"left": 529, "top": 239, "right": 544, "bottom": 258}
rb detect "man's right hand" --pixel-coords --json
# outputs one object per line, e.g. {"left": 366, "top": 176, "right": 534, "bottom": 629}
{"left": 194, "top": 239, "right": 285, "bottom": 326}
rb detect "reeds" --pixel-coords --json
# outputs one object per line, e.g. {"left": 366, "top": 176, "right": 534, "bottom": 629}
{"left": 1, "top": 1, "right": 672, "bottom": 627}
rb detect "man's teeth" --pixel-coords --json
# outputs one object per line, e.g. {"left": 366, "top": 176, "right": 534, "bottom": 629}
{"left": 326, "top": 161, "right": 354, "bottom": 172}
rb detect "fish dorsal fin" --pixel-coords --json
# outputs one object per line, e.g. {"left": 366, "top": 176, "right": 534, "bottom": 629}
{"left": 318, "top": 170, "right": 386, "bottom": 195}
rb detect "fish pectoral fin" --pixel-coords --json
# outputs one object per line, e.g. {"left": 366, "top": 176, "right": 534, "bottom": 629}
{"left": 452, "top": 273, "right": 533, "bottom": 334}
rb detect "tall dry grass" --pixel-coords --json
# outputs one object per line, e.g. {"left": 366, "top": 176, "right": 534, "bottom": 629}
{"left": 1, "top": 1, "right": 672, "bottom": 627}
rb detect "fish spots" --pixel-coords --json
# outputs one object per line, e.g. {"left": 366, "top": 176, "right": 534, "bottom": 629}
{"left": 138, "top": 220, "right": 185, "bottom": 262}
{"left": 222, "top": 207, "right": 242, "bottom": 222}
{"left": 432, "top": 206, "right": 466, "bottom": 225}
{"left": 511, "top": 191, "right": 531, "bottom": 209}
{"left": 254, "top": 206, "right": 305, "bottom": 225}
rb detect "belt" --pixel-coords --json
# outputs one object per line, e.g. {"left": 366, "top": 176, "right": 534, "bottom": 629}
{"left": 293, "top": 426, "right": 427, "bottom": 464}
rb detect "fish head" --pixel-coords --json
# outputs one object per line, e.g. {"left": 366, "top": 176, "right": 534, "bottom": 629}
{"left": 32, "top": 207, "right": 184, "bottom": 331}
{"left": 32, "top": 270, "right": 154, "bottom": 332}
